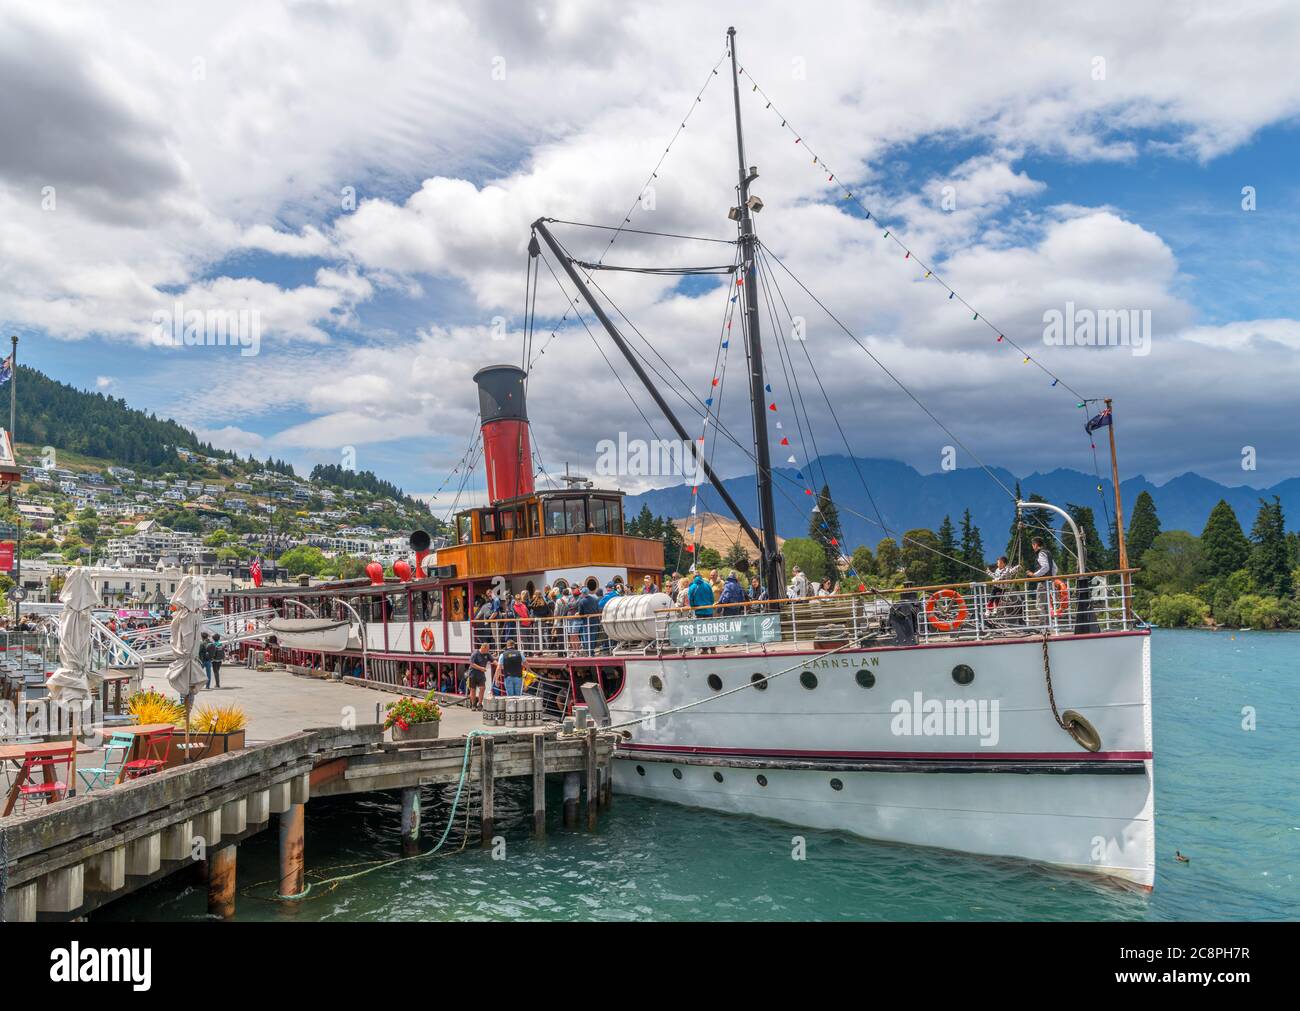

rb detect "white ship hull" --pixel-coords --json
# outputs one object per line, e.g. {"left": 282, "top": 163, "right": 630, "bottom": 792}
{"left": 610, "top": 630, "right": 1155, "bottom": 888}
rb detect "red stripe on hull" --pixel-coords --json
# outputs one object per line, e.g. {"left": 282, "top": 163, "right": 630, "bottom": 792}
{"left": 624, "top": 743, "right": 1153, "bottom": 762}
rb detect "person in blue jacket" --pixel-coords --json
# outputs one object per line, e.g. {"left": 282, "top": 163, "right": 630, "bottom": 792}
{"left": 717, "top": 572, "right": 746, "bottom": 615}
{"left": 688, "top": 572, "right": 715, "bottom": 617}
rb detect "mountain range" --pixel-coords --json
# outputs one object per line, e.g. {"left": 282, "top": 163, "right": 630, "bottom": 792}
{"left": 622, "top": 455, "right": 1298, "bottom": 551}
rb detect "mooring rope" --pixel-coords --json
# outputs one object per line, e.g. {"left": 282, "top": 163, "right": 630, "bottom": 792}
{"left": 241, "top": 729, "right": 491, "bottom": 904}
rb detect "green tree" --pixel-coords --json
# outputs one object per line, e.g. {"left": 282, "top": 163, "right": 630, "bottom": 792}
{"left": 781, "top": 536, "right": 828, "bottom": 583}
{"left": 723, "top": 540, "right": 750, "bottom": 571}
{"left": 1148, "top": 593, "right": 1209, "bottom": 628}
{"left": 935, "top": 515, "right": 963, "bottom": 583}
{"left": 1247, "top": 496, "right": 1292, "bottom": 597}
{"left": 1201, "top": 500, "right": 1250, "bottom": 578}
{"left": 958, "top": 509, "right": 986, "bottom": 574}
{"left": 874, "top": 537, "right": 901, "bottom": 579}
{"left": 695, "top": 546, "right": 723, "bottom": 571}
{"left": 899, "top": 529, "right": 941, "bottom": 586}
{"left": 1126, "top": 490, "right": 1160, "bottom": 564}
{"left": 1139, "top": 531, "right": 1204, "bottom": 596}
{"left": 1065, "top": 503, "right": 1111, "bottom": 572}
{"left": 809, "top": 484, "right": 844, "bottom": 579}
{"left": 277, "top": 544, "right": 326, "bottom": 577}
{"left": 848, "top": 545, "right": 874, "bottom": 588}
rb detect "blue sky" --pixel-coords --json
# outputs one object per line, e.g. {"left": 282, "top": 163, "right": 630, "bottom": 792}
{"left": 5, "top": 1, "right": 1300, "bottom": 516}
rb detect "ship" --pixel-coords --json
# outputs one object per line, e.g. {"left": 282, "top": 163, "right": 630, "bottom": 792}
{"left": 229, "top": 27, "right": 1155, "bottom": 889}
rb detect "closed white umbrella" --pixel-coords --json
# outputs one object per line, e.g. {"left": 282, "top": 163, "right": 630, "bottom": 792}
{"left": 166, "top": 574, "right": 208, "bottom": 702}
{"left": 46, "top": 567, "right": 97, "bottom": 707}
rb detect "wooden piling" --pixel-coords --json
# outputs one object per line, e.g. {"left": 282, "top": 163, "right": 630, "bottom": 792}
{"left": 399, "top": 788, "right": 421, "bottom": 856}
{"left": 208, "top": 845, "right": 237, "bottom": 919}
{"left": 278, "top": 803, "right": 306, "bottom": 899}
{"left": 585, "top": 727, "right": 598, "bottom": 831}
{"left": 562, "top": 772, "right": 580, "bottom": 828}
{"left": 532, "top": 733, "right": 546, "bottom": 838}
{"left": 480, "top": 736, "right": 494, "bottom": 847}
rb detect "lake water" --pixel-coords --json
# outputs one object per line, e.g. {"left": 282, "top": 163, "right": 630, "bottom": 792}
{"left": 99, "top": 630, "right": 1298, "bottom": 921}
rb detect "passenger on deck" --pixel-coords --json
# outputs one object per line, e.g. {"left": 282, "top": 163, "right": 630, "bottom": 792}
{"left": 573, "top": 585, "right": 602, "bottom": 653}
{"left": 789, "top": 566, "right": 810, "bottom": 599}
{"left": 641, "top": 574, "right": 659, "bottom": 594}
{"left": 1028, "top": 538, "right": 1057, "bottom": 616}
{"left": 718, "top": 572, "right": 746, "bottom": 615}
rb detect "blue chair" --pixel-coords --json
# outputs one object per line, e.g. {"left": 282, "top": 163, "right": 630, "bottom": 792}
{"left": 77, "top": 733, "right": 135, "bottom": 792}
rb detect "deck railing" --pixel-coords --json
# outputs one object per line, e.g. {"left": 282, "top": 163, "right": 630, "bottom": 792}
{"left": 468, "top": 570, "right": 1136, "bottom": 656}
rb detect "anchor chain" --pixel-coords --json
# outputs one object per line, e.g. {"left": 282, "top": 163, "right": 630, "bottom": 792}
{"left": 1041, "top": 631, "right": 1102, "bottom": 752}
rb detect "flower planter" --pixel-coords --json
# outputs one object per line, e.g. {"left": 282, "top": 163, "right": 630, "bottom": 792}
{"left": 163, "top": 728, "right": 247, "bottom": 767}
{"left": 392, "top": 720, "right": 440, "bottom": 742}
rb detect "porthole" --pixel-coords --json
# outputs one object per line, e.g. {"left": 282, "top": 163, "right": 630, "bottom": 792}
{"left": 800, "top": 670, "right": 819, "bottom": 690}
{"left": 636, "top": 765, "right": 646, "bottom": 776}
{"left": 829, "top": 778, "right": 844, "bottom": 791}
{"left": 756, "top": 774, "right": 768, "bottom": 787}
{"left": 707, "top": 674, "right": 723, "bottom": 691}
{"left": 650, "top": 675, "right": 664, "bottom": 692}
{"left": 951, "top": 664, "right": 975, "bottom": 686}
{"left": 672, "top": 767, "right": 683, "bottom": 780}
{"left": 855, "top": 669, "right": 876, "bottom": 689}
{"left": 712, "top": 771, "right": 724, "bottom": 783}
{"left": 750, "top": 672, "right": 768, "bottom": 690}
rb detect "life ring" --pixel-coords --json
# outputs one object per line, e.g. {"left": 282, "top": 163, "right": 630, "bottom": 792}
{"left": 925, "top": 588, "right": 968, "bottom": 632}
{"left": 1049, "top": 578, "right": 1070, "bottom": 617}
{"left": 420, "top": 627, "right": 435, "bottom": 652}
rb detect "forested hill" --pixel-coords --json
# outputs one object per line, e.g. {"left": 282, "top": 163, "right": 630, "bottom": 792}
{"left": 309, "top": 463, "right": 422, "bottom": 510}
{"left": 13, "top": 365, "right": 231, "bottom": 468}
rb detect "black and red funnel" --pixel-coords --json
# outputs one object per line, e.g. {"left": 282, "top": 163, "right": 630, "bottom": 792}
{"left": 474, "top": 364, "right": 534, "bottom": 504}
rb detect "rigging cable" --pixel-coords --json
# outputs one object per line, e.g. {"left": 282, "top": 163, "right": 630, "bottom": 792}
{"left": 735, "top": 62, "right": 1090, "bottom": 405}
{"left": 528, "top": 49, "right": 730, "bottom": 371}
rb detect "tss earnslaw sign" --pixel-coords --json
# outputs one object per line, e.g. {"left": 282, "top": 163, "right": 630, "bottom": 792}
{"left": 667, "top": 613, "right": 782, "bottom": 648}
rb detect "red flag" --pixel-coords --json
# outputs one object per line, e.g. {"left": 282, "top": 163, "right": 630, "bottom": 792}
{"left": 249, "top": 558, "right": 263, "bottom": 587}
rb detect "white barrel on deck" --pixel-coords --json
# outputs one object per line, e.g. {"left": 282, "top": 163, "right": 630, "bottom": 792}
{"left": 601, "top": 592, "right": 675, "bottom": 642}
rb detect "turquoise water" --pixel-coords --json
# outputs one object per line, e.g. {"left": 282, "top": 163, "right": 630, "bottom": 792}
{"left": 99, "top": 630, "right": 1298, "bottom": 921}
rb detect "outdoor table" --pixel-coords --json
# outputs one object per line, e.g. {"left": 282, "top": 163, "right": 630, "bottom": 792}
{"left": 99, "top": 672, "right": 134, "bottom": 715}
{"left": 0, "top": 741, "right": 92, "bottom": 817}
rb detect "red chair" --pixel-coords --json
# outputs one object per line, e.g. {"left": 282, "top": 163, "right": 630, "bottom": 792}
{"left": 16, "top": 746, "right": 75, "bottom": 813}
{"left": 122, "top": 730, "right": 174, "bottom": 780}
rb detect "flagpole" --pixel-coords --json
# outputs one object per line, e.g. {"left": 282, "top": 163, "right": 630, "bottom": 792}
{"left": 1104, "top": 397, "right": 1131, "bottom": 620}
{"left": 8, "top": 335, "right": 19, "bottom": 627}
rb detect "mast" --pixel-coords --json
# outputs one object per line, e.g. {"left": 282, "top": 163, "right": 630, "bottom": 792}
{"left": 532, "top": 219, "right": 767, "bottom": 557}
{"left": 1104, "top": 397, "right": 1131, "bottom": 619}
{"left": 9, "top": 334, "right": 18, "bottom": 626}
{"left": 727, "top": 26, "right": 784, "bottom": 599}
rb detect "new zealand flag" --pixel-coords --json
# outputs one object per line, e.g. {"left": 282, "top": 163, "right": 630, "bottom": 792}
{"left": 1084, "top": 408, "right": 1112, "bottom": 434}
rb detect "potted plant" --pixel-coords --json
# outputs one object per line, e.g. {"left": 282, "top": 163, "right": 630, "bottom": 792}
{"left": 385, "top": 692, "right": 442, "bottom": 741}
{"left": 184, "top": 704, "right": 248, "bottom": 759}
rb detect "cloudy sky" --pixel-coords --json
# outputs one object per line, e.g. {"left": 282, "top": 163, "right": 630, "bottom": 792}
{"left": 4, "top": 0, "right": 1300, "bottom": 516}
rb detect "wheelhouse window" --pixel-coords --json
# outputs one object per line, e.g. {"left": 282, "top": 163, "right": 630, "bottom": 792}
{"left": 565, "top": 498, "right": 586, "bottom": 534}
{"left": 456, "top": 514, "right": 471, "bottom": 544}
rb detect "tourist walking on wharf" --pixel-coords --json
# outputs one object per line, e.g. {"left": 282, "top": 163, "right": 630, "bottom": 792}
{"left": 200, "top": 632, "right": 214, "bottom": 689}
{"left": 466, "top": 644, "right": 491, "bottom": 710}
{"left": 499, "top": 638, "right": 525, "bottom": 696}
{"left": 210, "top": 634, "right": 225, "bottom": 688}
